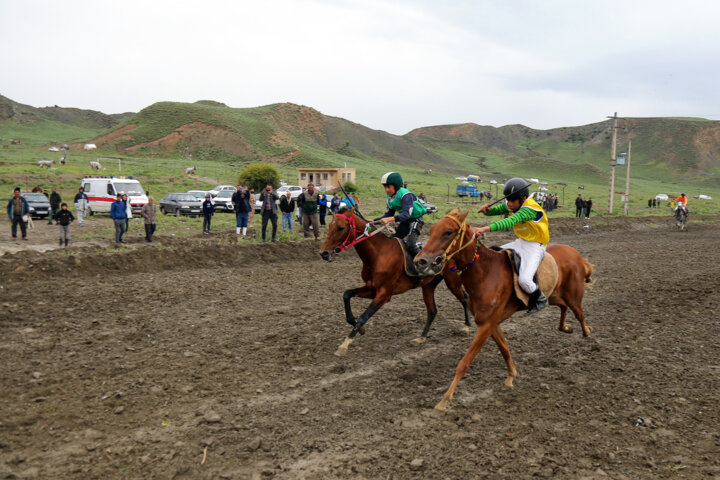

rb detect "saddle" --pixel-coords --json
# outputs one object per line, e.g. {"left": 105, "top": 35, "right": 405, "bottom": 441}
{"left": 491, "top": 247, "right": 559, "bottom": 306}
{"left": 395, "top": 238, "right": 438, "bottom": 277}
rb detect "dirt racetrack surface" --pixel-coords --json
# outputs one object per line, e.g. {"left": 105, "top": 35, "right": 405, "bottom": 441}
{"left": 1, "top": 216, "right": 719, "bottom": 479}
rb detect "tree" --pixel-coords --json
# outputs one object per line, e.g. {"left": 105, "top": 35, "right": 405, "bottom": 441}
{"left": 343, "top": 180, "right": 358, "bottom": 193}
{"left": 238, "top": 163, "right": 280, "bottom": 190}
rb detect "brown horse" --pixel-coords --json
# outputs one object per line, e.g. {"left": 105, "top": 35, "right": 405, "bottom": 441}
{"left": 320, "top": 207, "right": 472, "bottom": 355}
{"left": 414, "top": 209, "right": 594, "bottom": 411}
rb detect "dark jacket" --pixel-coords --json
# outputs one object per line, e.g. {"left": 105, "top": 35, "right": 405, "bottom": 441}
{"left": 258, "top": 190, "right": 279, "bottom": 214}
{"left": 202, "top": 200, "right": 215, "bottom": 215}
{"left": 74, "top": 192, "right": 88, "bottom": 203}
{"left": 279, "top": 195, "right": 295, "bottom": 213}
{"left": 575, "top": 197, "right": 584, "bottom": 208}
{"left": 110, "top": 200, "right": 127, "bottom": 220}
{"left": 330, "top": 196, "right": 340, "bottom": 212}
{"left": 318, "top": 195, "right": 327, "bottom": 215}
{"left": 54, "top": 209, "right": 75, "bottom": 226}
{"left": 49, "top": 192, "right": 62, "bottom": 209}
{"left": 232, "top": 190, "right": 251, "bottom": 213}
{"left": 6, "top": 197, "right": 30, "bottom": 220}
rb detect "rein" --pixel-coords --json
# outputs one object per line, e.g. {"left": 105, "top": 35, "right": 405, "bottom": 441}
{"left": 334, "top": 213, "right": 383, "bottom": 252}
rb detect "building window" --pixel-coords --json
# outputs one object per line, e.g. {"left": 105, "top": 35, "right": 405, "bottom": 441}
{"left": 342, "top": 173, "right": 346, "bottom": 181}
{"left": 347, "top": 173, "right": 352, "bottom": 181}
{"left": 323, "top": 173, "right": 328, "bottom": 180}
{"left": 301, "top": 173, "right": 306, "bottom": 180}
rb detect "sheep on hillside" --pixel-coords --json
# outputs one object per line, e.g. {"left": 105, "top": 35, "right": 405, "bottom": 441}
{"left": 185, "top": 166, "right": 196, "bottom": 175}
{"left": 38, "top": 160, "right": 54, "bottom": 168}
{"left": 89, "top": 161, "right": 102, "bottom": 170}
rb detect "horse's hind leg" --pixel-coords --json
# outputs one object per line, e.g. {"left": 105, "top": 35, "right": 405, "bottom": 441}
{"left": 414, "top": 281, "right": 440, "bottom": 345}
{"left": 491, "top": 326, "right": 517, "bottom": 387}
{"left": 550, "top": 297, "right": 573, "bottom": 334}
{"left": 569, "top": 303, "right": 592, "bottom": 337}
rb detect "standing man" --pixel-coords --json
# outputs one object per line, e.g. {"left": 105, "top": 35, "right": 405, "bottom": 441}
{"left": 122, "top": 193, "right": 132, "bottom": 233}
{"left": 6, "top": 187, "right": 30, "bottom": 241}
{"left": 48, "top": 187, "right": 62, "bottom": 224}
{"left": 279, "top": 191, "right": 295, "bottom": 232}
{"left": 74, "top": 187, "right": 89, "bottom": 226}
{"left": 259, "top": 184, "right": 279, "bottom": 242}
{"left": 232, "top": 185, "right": 251, "bottom": 236}
{"left": 140, "top": 197, "right": 157, "bottom": 242}
{"left": 575, "top": 194, "right": 584, "bottom": 218}
{"left": 330, "top": 193, "right": 341, "bottom": 213}
{"left": 296, "top": 187, "right": 306, "bottom": 223}
{"left": 585, "top": 197, "right": 593, "bottom": 218}
{"left": 202, "top": 194, "right": 214, "bottom": 234}
{"left": 301, "top": 183, "right": 320, "bottom": 240}
{"left": 110, "top": 193, "right": 127, "bottom": 243}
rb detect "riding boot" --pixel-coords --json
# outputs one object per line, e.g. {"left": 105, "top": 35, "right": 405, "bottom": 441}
{"left": 59, "top": 239, "right": 63, "bottom": 246}
{"left": 407, "top": 242, "right": 421, "bottom": 258}
{"left": 64, "top": 239, "right": 68, "bottom": 247}
{"left": 527, "top": 288, "right": 548, "bottom": 314}
{"left": 236, "top": 227, "right": 241, "bottom": 234}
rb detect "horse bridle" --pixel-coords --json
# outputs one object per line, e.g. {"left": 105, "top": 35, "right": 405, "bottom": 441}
{"left": 333, "top": 212, "right": 380, "bottom": 253}
{"left": 433, "top": 214, "right": 479, "bottom": 271}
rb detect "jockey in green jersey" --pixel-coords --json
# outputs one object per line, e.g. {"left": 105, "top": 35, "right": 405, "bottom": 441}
{"left": 376, "top": 172, "right": 427, "bottom": 257}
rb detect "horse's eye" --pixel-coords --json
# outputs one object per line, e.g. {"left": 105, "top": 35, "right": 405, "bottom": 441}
{"left": 444, "top": 230, "right": 453, "bottom": 237}
{"left": 337, "top": 226, "right": 345, "bottom": 232}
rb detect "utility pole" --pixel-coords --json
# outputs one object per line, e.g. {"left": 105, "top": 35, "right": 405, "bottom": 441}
{"left": 623, "top": 140, "right": 632, "bottom": 215}
{"left": 608, "top": 112, "right": 618, "bottom": 213}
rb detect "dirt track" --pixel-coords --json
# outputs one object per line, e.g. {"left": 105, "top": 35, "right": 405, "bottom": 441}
{"left": 1, "top": 217, "right": 719, "bottom": 479}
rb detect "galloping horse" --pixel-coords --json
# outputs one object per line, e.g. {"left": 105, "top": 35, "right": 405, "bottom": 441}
{"left": 414, "top": 209, "right": 594, "bottom": 411}
{"left": 320, "top": 206, "right": 472, "bottom": 356}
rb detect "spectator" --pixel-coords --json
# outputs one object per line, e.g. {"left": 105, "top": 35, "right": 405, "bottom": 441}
{"left": 648, "top": 198, "right": 652, "bottom": 208}
{"left": 233, "top": 187, "right": 251, "bottom": 236}
{"left": 110, "top": 193, "right": 127, "bottom": 243}
{"left": 330, "top": 193, "right": 341, "bottom": 213}
{"left": 122, "top": 193, "right": 132, "bottom": 233}
{"left": 575, "top": 194, "right": 584, "bottom": 217}
{"left": 318, "top": 193, "right": 328, "bottom": 226}
{"left": 419, "top": 193, "right": 426, "bottom": 201}
{"left": 652, "top": 198, "right": 657, "bottom": 208}
{"left": 248, "top": 187, "right": 255, "bottom": 225}
{"left": 202, "top": 194, "right": 214, "bottom": 234}
{"left": 585, "top": 198, "right": 593, "bottom": 219}
{"left": 296, "top": 187, "right": 306, "bottom": 223}
{"left": 6, "top": 187, "right": 29, "bottom": 241}
{"left": 140, "top": 197, "right": 157, "bottom": 242}
{"left": 74, "top": 187, "right": 89, "bottom": 226}
{"left": 301, "top": 183, "right": 320, "bottom": 240}
{"left": 279, "top": 191, "right": 295, "bottom": 232}
{"left": 48, "top": 187, "right": 61, "bottom": 225}
{"left": 54, "top": 202, "right": 74, "bottom": 247}
{"left": 259, "top": 184, "right": 279, "bottom": 242}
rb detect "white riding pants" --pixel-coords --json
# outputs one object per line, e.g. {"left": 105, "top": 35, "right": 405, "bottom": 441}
{"left": 500, "top": 238, "right": 546, "bottom": 294}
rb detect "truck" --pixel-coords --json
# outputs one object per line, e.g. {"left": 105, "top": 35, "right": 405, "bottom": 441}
{"left": 456, "top": 185, "right": 480, "bottom": 197}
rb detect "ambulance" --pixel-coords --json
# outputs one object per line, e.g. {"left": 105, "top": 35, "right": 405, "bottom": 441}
{"left": 81, "top": 176, "right": 148, "bottom": 215}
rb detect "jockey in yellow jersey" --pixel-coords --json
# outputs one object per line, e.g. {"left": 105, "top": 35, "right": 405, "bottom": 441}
{"left": 473, "top": 177, "right": 550, "bottom": 313}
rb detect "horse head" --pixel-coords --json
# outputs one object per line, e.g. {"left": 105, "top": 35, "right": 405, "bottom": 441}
{"left": 414, "top": 209, "right": 469, "bottom": 275}
{"left": 320, "top": 207, "right": 362, "bottom": 262}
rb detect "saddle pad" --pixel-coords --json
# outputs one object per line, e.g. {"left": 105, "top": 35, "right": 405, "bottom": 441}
{"left": 501, "top": 249, "right": 559, "bottom": 306}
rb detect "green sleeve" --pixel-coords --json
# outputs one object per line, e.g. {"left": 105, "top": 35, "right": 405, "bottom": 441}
{"left": 489, "top": 206, "right": 536, "bottom": 232}
{"left": 484, "top": 203, "right": 509, "bottom": 216}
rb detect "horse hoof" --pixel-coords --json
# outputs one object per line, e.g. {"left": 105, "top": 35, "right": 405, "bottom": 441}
{"left": 504, "top": 377, "right": 515, "bottom": 388}
{"left": 358, "top": 326, "right": 366, "bottom": 335}
{"left": 461, "top": 325, "right": 470, "bottom": 335}
{"left": 434, "top": 401, "right": 448, "bottom": 412}
{"left": 559, "top": 325, "right": 573, "bottom": 334}
{"left": 412, "top": 337, "right": 427, "bottom": 345}
{"left": 583, "top": 325, "right": 594, "bottom": 337}
{"left": 334, "top": 347, "right": 349, "bottom": 357}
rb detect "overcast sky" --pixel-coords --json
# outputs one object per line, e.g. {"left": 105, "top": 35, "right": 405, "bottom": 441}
{"left": 2, "top": 0, "right": 720, "bottom": 134}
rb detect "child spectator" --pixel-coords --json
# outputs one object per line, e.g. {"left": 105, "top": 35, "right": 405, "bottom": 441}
{"left": 202, "top": 194, "right": 214, "bottom": 234}
{"left": 54, "top": 202, "right": 75, "bottom": 247}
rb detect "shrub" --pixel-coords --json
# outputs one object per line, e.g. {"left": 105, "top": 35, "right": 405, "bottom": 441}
{"left": 343, "top": 180, "right": 358, "bottom": 193}
{"left": 238, "top": 163, "right": 280, "bottom": 190}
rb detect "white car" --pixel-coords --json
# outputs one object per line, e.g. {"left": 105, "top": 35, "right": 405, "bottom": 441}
{"left": 211, "top": 190, "right": 235, "bottom": 211}
{"left": 455, "top": 176, "right": 468, "bottom": 181}
{"left": 277, "top": 185, "right": 303, "bottom": 199}
{"left": 655, "top": 194, "right": 669, "bottom": 201}
{"left": 208, "top": 185, "right": 235, "bottom": 197}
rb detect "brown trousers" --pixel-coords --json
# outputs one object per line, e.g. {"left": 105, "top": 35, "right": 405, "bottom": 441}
{"left": 302, "top": 213, "right": 319, "bottom": 239}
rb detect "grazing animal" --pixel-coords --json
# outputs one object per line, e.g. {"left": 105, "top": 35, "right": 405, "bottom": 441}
{"left": 414, "top": 209, "right": 594, "bottom": 411}
{"left": 89, "top": 161, "right": 102, "bottom": 170}
{"left": 38, "top": 160, "right": 54, "bottom": 168}
{"left": 59, "top": 156, "right": 66, "bottom": 165}
{"left": 424, "top": 168, "right": 432, "bottom": 174}
{"left": 185, "top": 166, "right": 196, "bottom": 175}
{"left": 320, "top": 205, "right": 473, "bottom": 356}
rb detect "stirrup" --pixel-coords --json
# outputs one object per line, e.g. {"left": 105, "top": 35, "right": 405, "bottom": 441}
{"left": 527, "top": 289, "right": 548, "bottom": 314}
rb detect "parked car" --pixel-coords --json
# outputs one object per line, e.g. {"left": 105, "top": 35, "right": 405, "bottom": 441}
{"left": 276, "top": 185, "right": 303, "bottom": 199}
{"left": 211, "top": 190, "right": 235, "bottom": 212}
{"left": 208, "top": 185, "right": 235, "bottom": 197}
{"left": 187, "top": 190, "right": 211, "bottom": 201}
{"left": 655, "top": 193, "right": 669, "bottom": 201}
{"left": 21, "top": 192, "right": 51, "bottom": 218}
{"left": 160, "top": 193, "right": 203, "bottom": 216}
{"left": 254, "top": 193, "right": 262, "bottom": 213}
{"left": 421, "top": 200, "right": 438, "bottom": 214}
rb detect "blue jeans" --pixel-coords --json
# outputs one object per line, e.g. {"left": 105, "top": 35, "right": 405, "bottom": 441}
{"left": 282, "top": 212, "right": 293, "bottom": 231}
{"left": 236, "top": 212, "right": 248, "bottom": 228}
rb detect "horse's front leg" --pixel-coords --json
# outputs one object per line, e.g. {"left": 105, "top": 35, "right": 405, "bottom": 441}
{"left": 335, "top": 288, "right": 391, "bottom": 356}
{"left": 343, "top": 285, "right": 375, "bottom": 328}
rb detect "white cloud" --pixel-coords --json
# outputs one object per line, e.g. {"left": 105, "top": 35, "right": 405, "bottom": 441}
{"left": 1, "top": 0, "right": 719, "bottom": 134}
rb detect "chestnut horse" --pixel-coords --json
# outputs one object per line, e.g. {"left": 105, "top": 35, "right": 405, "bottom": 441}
{"left": 414, "top": 210, "right": 594, "bottom": 411}
{"left": 320, "top": 207, "right": 472, "bottom": 356}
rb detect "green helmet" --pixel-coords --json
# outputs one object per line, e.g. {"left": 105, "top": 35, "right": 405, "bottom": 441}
{"left": 381, "top": 171, "right": 403, "bottom": 189}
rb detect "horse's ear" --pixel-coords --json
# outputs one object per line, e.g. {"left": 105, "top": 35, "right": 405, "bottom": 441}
{"left": 458, "top": 210, "right": 469, "bottom": 222}
{"left": 448, "top": 208, "right": 460, "bottom": 216}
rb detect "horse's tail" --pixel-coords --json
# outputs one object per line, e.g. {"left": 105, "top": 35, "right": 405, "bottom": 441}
{"left": 582, "top": 257, "right": 594, "bottom": 289}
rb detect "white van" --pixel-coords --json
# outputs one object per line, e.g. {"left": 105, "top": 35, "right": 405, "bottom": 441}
{"left": 81, "top": 177, "right": 148, "bottom": 215}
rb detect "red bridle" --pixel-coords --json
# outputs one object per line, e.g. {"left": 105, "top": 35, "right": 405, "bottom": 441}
{"left": 334, "top": 213, "right": 371, "bottom": 252}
